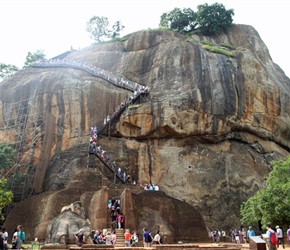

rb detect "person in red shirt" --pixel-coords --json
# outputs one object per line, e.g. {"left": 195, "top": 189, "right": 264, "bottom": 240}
{"left": 124, "top": 229, "right": 131, "bottom": 247}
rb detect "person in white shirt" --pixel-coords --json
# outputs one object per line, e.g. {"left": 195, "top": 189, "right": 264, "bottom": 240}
{"left": 131, "top": 231, "right": 138, "bottom": 247}
{"left": 2, "top": 228, "right": 8, "bottom": 249}
{"left": 153, "top": 231, "right": 162, "bottom": 244}
{"left": 276, "top": 226, "right": 285, "bottom": 249}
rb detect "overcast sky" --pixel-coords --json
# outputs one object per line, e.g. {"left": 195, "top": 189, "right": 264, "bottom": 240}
{"left": 1, "top": 0, "right": 289, "bottom": 77}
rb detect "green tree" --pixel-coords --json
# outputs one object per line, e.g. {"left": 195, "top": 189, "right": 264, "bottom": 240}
{"left": 86, "top": 16, "right": 125, "bottom": 42}
{"left": 0, "top": 63, "right": 19, "bottom": 81}
{"left": 24, "top": 49, "right": 46, "bottom": 67}
{"left": 0, "top": 178, "right": 13, "bottom": 220}
{"left": 86, "top": 16, "right": 110, "bottom": 42}
{"left": 0, "top": 144, "right": 16, "bottom": 171}
{"left": 196, "top": 3, "right": 234, "bottom": 35}
{"left": 110, "top": 21, "right": 125, "bottom": 39}
{"left": 159, "top": 7, "right": 197, "bottom": 33}
{"left": 240, "top": 156, "right": 290, "bottom": 229}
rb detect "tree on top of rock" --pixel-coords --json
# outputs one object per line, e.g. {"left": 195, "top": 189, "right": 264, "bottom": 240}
{"left": 240, "top": 156, "right": 290, "bottom": 230}
{"left": 24, "top": 49, "right": 46, "bottom": 68}
{"left": 0, "top": 63, "right": 19, "bottom": 82}
{"left": 159, "top": 3, "right": 234, "bottom": 36}
{"left": 159, "top": 7, "right": 197, "bottom": 33}
{"left": 86, "top": 16, "right": 125, "bottom": 42}
{"left": 109, "top": 21, "right": 125, "bottom": 39}
{"left": 196, "top": 3, "right": 234, "bottom": 35}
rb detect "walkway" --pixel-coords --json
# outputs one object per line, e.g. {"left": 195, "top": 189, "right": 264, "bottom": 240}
{"left": 89, "top": 150, "right": 125, "bottom": 184}
{"left": 31, "top": 59, "right": 146, "bottom": 92}
{"left": 88, "top": 85, "right": 149, "bottom": 182}
{"left": 31, "top": 59, "right": 149, "bottom": 185}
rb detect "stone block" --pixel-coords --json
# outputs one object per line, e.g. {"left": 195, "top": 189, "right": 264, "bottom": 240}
{"left": 249, "top": 236, "right": 266, "bottom": 250}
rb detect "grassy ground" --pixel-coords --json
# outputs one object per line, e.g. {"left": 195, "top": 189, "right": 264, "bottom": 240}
{"left": 6, "top": 243, "right": 42, "bottom": 249}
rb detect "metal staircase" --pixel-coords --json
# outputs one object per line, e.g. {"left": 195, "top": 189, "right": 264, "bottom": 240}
{"left": 89, "top": 151, "right": 125, "bottom": 184}
{"left": 97, "top": 91, "right": 148, "bottom": 136}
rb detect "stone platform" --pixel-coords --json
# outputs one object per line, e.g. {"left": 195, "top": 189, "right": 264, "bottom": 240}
{"left": 40, "top": 243, "right": 245, "bottom": 250}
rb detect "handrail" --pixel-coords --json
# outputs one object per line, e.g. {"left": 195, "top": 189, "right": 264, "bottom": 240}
{"left": 97, "top": 91, "right": 146, "bottom": 135}
{"left": 31, "top": 59, "right": 148, "bottom": 93}
{"left": 88, "top": 91, "right": 148, "bottom": 184}
{"left": 90, "top": 150, "right": 125, "bottom": 183}
{"left": 32, "top": 59, "right": 149, "bottom": 185}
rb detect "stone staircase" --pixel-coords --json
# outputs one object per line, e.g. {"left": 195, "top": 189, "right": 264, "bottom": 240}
{"left": 91, "top": 152, "right": 125, "bottom": 184}
{"left": 106, "top": 209, "right": 112, "bottom": 229}
{"left": 114, "top": 228, "right": 125, "bottom": 247}
{"left": 105, "top": 203, "right": 126, "bottom": 247}
{"left": 97, "top": 91, "right": 148, "bottom": 136}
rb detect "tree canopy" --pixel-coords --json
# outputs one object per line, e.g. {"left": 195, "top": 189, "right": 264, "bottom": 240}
{"left": 0, "top": 178, "right": 13, "bottom": 220}
{"left": 0, "top": 144, "right": 15, "bottom": 220}
{"left": 159, "top": 3, "right": 234, "bottom": 35}
{"left": 196, "top": 3, "right": 234, "bottom": 35}
{"left": 159, "top": 7, "right": 197, "bottom": 33}
{"left": 0, "top": 143, "right": 16, "bottom": 172}
{"left": 0, "top": 63, "right": 19, "bottom": 81}
{"left": 240, "top": 156, "right": 290, "bottom": 230}
{"left": 110, "top": 21, "right": 125, "bottom": 39}
{"left": 86, "top": 16, "right": 125, "bottom": 42}
{"left": 24, "top": 50, "right": 46, "bottom": 67}
{"left": 1, "top": 50, "right": 46, "bottom": 81}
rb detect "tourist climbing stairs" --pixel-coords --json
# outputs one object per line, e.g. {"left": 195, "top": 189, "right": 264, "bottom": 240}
{"left": 31, "top": 59, "right": 139, "bottom": 93}
{"left": 89, "top": 151, "right": 125, "bottom": 184}
{"left": 97, "top": 91, "right": 147, "bottom": 136}
{"left": 87, "top": 93, "right": 146, "bottom": 184}
{"left": 96, "top": 107, "right": 126, "bottom": 136}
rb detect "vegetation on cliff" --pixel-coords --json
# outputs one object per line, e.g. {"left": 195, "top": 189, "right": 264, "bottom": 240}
{"left": 159, "top": 3, "right": 234, "bottom": 35}
{"left": 0, "top": 144, "right": 15, "bottom": 220}
{"left": 0, "top": 63, "right": 18, "bottom": 81}
{"left": 0, "top": 178, "right": 13, "bottom": 220}
{"left": 23, "top": 49, "right": 46, "bottom": 68}
{"left": 86, "top": 16, "right": 125, "bottom": 42}
{"left": 0, "top": 50, "right": 46, "bottom": 81}
{"left": 0, "top": 144, "right": 16, "bottom": 172}
{"left": 240, "top": 156, "right": 290, "bottom": 229}
{"left": 199, "top": 40, "right": 234, "bottom": 57}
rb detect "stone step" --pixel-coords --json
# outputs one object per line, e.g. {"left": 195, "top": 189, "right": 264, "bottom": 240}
{"left": 114, "top": 228, "right": 125, "bottom": 247}
{"left": 106, "top": 216, "right": 112, "bottom": 228}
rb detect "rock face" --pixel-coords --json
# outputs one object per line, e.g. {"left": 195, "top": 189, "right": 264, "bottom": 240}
{"left": 46, "top": 210, "right": 90, "bottom": 244}
{"left": 5, "top": 169, "right": 207, "bottom": 243}
{"left": 1, "top": 24, "right": 290, "bottom": 240}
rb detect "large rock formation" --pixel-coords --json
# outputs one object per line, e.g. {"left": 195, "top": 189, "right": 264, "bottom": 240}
{"left": 1, "top": 24, "right": 290, "bottom": 241}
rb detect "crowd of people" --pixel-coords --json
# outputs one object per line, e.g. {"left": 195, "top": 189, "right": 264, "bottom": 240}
{"left": 33, "top": 57, "right": 162, "bottom": 249}
{"left": 87, "top": 73, "right": 149, "bottom": 185}
{"left": 31, "top": 59, "right": 144, "bottom": 92}
{"left": 75, "top": 226, "right": 162, "bottom": 247}
{"left": 0, "top": 225, "right": 26, "bottom": 249}
{"left": 74, "top": 199, "right": 163, "bottom": 247}
{"left": 209, "top": 224, "right": 290, "bottom": 250}
{"left": 210, "top": 227, "right": 255, "bottom": 244}
{"left": 108, "top": 199, "right": 125, "bottom": 230}
{"left": 103, "top": 85, "right": 149, "bottom": 126}
{"left": 140, "top": 183, "right": 159, "bottom": 191}
{"left": 32, "top": 59, "right": 145, "bottom": 102}
{"left": 89, "top": 127, "right": 131, "bottom": 184}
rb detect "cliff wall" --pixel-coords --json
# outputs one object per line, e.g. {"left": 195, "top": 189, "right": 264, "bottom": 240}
{"left": 1, "top": 24, "right": 290, "bottom": 237}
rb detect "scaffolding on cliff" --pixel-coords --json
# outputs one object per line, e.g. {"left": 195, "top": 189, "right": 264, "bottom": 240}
{"left": 1, "top": 98, "right": 46, "bottom": 215}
